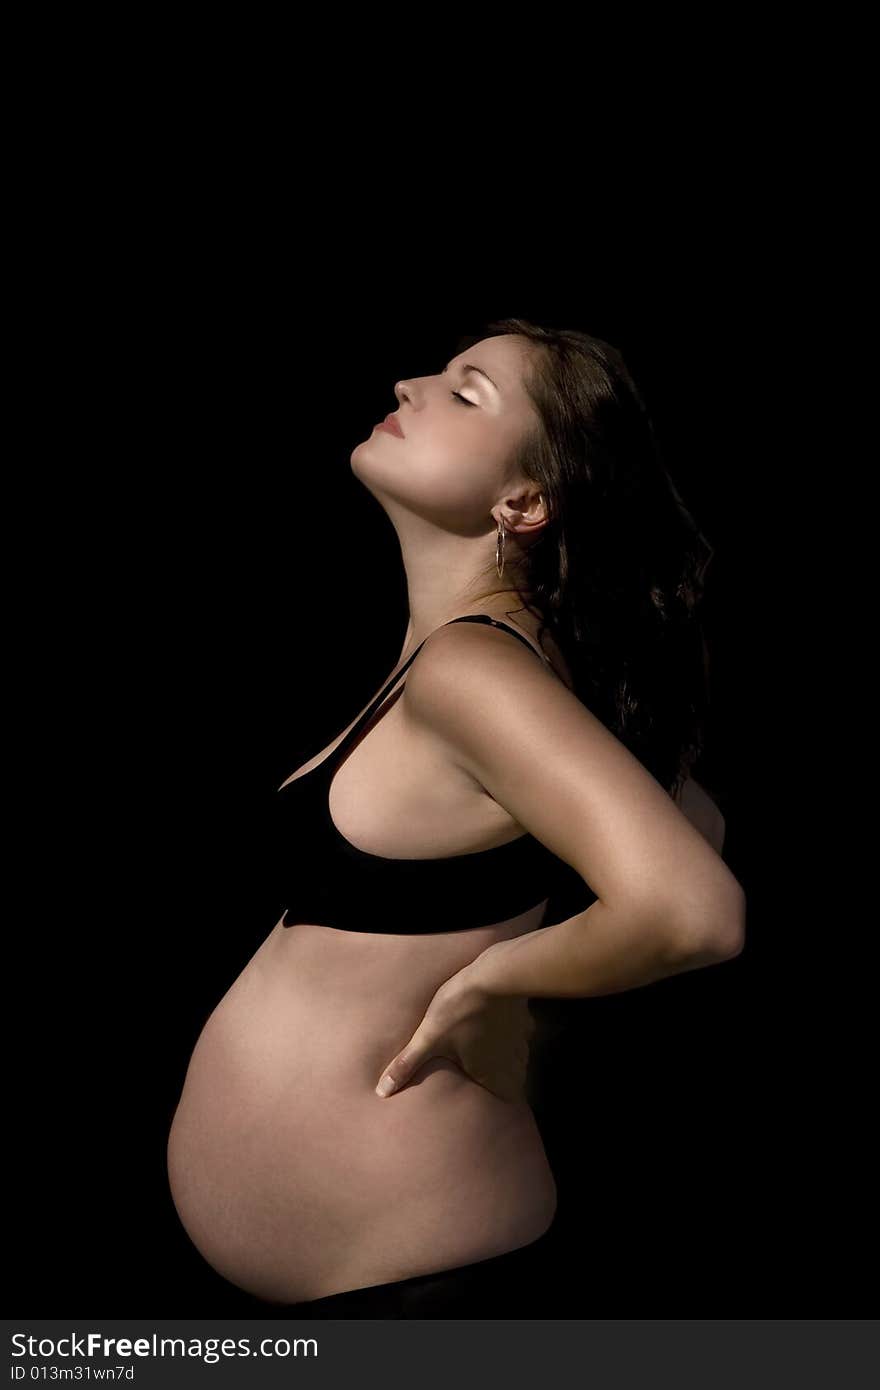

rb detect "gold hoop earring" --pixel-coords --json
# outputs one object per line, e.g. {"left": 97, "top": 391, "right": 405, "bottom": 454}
{"left": 495, "top": 516, "right": 506, "bottom": 579}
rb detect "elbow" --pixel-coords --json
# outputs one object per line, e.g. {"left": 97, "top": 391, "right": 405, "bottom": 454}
{"left": 668, "top": 886, "right": 747, "bottom": 964}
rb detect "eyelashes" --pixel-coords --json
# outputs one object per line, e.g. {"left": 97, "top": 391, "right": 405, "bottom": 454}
{"left": 441, "top": 364, "right": 477, "bottom": 407}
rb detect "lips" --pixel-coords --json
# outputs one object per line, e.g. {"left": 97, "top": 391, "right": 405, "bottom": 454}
{"left": 380, "top": 413, "right": 404, "bottom": 437}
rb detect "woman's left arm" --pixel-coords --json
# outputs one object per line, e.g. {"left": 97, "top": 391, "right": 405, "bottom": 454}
{"left": 408, "top": 625, "right": 745, "bottom": 995}
{"left": 464, "top": 885, "right": 744, "bottom": 1005}
{"left": 470, "top": 771, "right": 742, "bottom": 1002}
{"left": 374, "top": 892, "right": 743, "bottom": 1099}
{"left": 373, "top": 625, "right": 745, "bottom": 1098}
{"left": 404, "top": 621, "right": 745, "bottom": 952}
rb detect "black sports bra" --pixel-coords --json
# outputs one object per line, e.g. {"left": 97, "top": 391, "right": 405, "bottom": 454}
{"left": 274, "top": 614, "right": 585, "bottom": 934}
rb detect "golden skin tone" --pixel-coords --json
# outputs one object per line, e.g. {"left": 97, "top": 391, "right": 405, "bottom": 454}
{"left": 351, "top": 333, "right": 552, "bottom": 659}
{"left": 166, "top": 335, "right": 738, "bottom": 1305}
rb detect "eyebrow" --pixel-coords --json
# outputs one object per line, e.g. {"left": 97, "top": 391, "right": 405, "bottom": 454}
{"left": 443, "top": 360, "right": 501, "bottom": 393}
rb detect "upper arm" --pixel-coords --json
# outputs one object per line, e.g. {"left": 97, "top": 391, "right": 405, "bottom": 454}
{"left": 403, "top": 623, "right": 744, "bottom": 929}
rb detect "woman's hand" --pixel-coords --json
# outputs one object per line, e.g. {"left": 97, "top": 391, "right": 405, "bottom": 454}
{"left": 374, "top": 967, "right": 536, "bottom": 1104}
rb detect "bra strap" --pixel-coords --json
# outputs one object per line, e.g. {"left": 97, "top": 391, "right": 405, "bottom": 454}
{"left": 333, "top": 615, "right": 545, "bottom": 760}
{"left": 332, "top": 643, "right": 426, "bottom": 757}
{"left": 445, "top": 614, "right": 547, "bottom": 663}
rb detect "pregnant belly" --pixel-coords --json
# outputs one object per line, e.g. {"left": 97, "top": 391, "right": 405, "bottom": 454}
{"left": 166, "top": 924, "right": 557, "bottom": 1305}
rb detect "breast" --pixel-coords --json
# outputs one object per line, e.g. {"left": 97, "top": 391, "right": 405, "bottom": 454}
{"left": 273, "top": 687, "right": 574, "bottom": 934}
{"left": 166, "top": 914, "right": 558, "bottom": 1305}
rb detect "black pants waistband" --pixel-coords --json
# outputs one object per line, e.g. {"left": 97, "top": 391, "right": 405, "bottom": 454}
{"left": 278, "top": 1217, "right": 562, "bottom": 1319}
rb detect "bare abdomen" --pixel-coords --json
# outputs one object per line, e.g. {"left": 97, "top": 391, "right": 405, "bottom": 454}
{"left": 166, "top": 919, "right": 557, "bottom": 1305}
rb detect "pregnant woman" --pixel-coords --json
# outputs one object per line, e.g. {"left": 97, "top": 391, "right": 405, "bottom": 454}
{"left": 167, "top": 316, "right": 746, "bottom": 1315}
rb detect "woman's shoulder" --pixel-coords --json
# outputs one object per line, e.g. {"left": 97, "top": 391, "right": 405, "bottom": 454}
{"left": 505, "top": 611, "right": 575, "bottom": 692}
{"left": 441, "top": 604, "right": 576, "bottom": 693}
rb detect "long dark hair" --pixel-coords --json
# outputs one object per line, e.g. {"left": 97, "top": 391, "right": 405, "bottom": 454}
{"left": 458, "top": 316, "right": 716, "bottom": 802}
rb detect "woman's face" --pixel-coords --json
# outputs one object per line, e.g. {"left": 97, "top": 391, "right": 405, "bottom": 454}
{"left": 351, "top": 334, "right": 540, "bottom": 529}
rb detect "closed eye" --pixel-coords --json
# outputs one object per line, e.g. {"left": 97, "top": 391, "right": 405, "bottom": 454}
{"left": 441, "top": 365, "right": 477, "bottom": 407}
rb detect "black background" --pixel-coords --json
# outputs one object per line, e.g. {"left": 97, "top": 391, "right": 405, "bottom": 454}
{"left": 10, "top": 172, "right": 861, "bottom": 1317}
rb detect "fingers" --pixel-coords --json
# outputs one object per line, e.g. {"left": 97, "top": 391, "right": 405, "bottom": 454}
{"left": 375, "top": 995, "right": 458, "bottom": 1097}
{"left": 375, "top": 1035, "right": 430, "bottom": 1097}
{"left": 373, "top": 996, "right": 535, "bottom": 1100}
